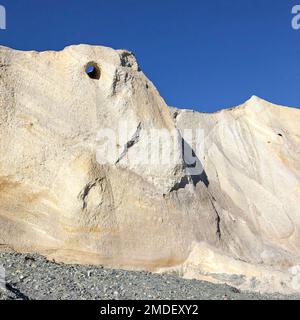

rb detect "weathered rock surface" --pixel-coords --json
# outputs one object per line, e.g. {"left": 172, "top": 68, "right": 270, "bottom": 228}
{"left": 0, "top": 44, "right": 300, "bottom": 293}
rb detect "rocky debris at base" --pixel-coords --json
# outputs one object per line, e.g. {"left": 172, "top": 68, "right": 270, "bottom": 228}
{"left": 0, "top": 252, "right": 299, "bottom": 300}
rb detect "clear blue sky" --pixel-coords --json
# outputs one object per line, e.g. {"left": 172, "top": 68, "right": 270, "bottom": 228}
{"left": 0, "top": 0, "right": 300, "bottom": 112}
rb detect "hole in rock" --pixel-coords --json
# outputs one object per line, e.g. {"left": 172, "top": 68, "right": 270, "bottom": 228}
{"left": 277, "top": 133, "right": 283, "bottom": 137}
{"left": 85, "top": 62, "right": 101, "bottom": 80}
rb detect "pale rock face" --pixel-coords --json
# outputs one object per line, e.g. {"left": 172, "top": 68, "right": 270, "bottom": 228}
{"left": 0, "top": 44, "right": 300, "bottom": 293}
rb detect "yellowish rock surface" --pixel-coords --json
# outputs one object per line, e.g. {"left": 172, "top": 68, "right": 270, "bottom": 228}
{"left": 0, "top": 44, "right": 300, "bottom": 293}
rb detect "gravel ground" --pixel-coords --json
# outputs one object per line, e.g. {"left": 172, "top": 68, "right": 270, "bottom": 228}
{"left": 0, "top": 251, "right": 299, "bottom": 300}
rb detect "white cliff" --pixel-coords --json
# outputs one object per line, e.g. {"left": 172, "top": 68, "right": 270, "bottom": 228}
{"left": 0, "top": 44, "right": 300, "bottom": 293}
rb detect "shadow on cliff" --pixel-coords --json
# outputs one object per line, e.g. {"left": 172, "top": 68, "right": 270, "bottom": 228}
{"left": 170, "top": 138, "right": 209, "bottom": 192}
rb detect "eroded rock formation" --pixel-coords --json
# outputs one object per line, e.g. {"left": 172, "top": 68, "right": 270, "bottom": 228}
{"left": 0, "top": 44, "right": 300, "bottom": 293}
